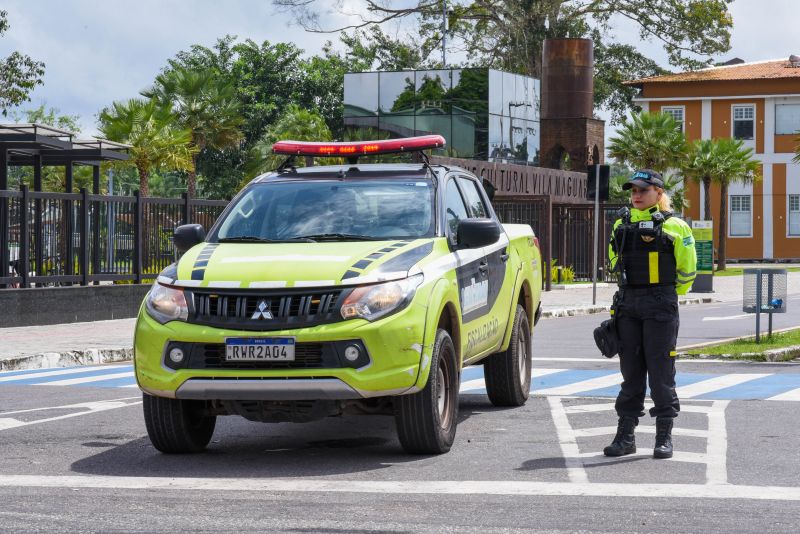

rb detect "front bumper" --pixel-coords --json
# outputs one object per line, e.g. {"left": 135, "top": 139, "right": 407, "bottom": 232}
{"left": 134, "top": 299, "right": 428, "bottom": 400}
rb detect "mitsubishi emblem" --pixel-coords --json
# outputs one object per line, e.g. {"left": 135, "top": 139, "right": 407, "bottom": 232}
{"left": 251, "top": 300, "right": 273, "bottom": 320}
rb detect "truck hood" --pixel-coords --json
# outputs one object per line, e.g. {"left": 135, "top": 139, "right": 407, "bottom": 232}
{"left": 160, "top": 239, "right": 435, "bottom": 289}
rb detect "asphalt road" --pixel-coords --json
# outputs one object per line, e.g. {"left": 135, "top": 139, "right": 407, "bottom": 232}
{"left": 1, "top": 301, "right": 799, "bottom": 532}
{"left": 533, "top": 298, "right": 800, "bottom": 361}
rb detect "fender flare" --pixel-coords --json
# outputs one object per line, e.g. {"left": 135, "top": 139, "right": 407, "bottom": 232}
{"left": 413, "top": 278, "right": 460, "bottom": 390}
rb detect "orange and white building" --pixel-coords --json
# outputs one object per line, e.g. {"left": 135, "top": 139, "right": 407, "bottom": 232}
{"left": 627, "top": 58, "right": 800, "bottom": 260}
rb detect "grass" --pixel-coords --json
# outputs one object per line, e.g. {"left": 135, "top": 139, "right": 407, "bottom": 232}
{"left": 686, "top": 328, "right": 800, "bottom": 356}
{"left": 714, "top": 267, "right": 800, "bottom": 276}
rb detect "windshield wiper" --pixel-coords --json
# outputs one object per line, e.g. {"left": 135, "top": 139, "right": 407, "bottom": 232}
{"left": 218, "top": 236, "right": 313, "bottom": 243}
{"left": 291, "top": 233, "right": 383, "bottom": 241}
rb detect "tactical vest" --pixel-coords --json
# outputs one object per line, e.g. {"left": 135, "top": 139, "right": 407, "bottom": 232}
{"left": 613, "top": 212, "right": 677, "bottom": 287}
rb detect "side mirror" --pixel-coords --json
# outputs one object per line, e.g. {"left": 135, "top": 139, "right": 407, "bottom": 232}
{"left": 457, "top": 219, "right": 501, "bottom": 249}
{"left": 174, "top": 224, "right": 205, "bottom": 254}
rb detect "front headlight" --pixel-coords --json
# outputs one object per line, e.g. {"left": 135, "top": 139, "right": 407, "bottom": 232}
{"left": 145, "top": 282, "right": 188, "bottom": 324}
{"left": 340, "top": 274, "right": 423, "bottom": 322}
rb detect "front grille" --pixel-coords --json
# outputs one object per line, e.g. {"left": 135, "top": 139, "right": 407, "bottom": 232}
{"left": 195, "top": 343, "right": 329, "bottom": 369}
{"left": 187, "top": 288, "right": 348, "bottom": 331}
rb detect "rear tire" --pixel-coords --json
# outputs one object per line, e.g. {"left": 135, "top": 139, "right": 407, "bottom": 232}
{"left": 484, "top": 305, "right": 532, "bottom": 407}
{"left": 143, "top": 393, "right": 216, "bottom": 453}
{"left": 394, "top": 328, "right": 459, "bottom": 454}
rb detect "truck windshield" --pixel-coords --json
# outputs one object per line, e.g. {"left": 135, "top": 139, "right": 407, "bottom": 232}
{"left": 213, "top": 179, "right": 435, "bottom": 242}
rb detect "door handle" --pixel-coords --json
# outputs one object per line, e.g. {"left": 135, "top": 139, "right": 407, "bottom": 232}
{"left": 479, "top": 261, "right": 489, "bottom": 274}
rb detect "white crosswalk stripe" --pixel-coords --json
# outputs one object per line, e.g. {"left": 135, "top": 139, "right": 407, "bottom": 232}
{"left": 0, "top": 366, "right": 113, "bottom": 382}
{"left": 536, "top": 373, "right": 621, "bottom": 396}
{"left": 45, "top": 372, "right": 135, "bottom": 386}
{"left": 676, "top": 374, "right": 770, "bottom": 398}
{"left": 767, "top": 387, "right": 800, "bottom": 401}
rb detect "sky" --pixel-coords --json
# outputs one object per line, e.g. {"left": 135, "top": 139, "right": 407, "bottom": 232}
{"left": 1, "top": 0, "right": 799, "bottom": 137}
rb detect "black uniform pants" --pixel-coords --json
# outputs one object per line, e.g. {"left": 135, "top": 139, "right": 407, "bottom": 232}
{"left": 614, "top": 286, "right": 680, "bottom": 419}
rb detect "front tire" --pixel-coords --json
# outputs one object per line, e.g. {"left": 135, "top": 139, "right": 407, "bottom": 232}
{"left": 143, "top": 393, "right": 216, "bottom": 453}
{"left": 484, "top": 305, "right": 532, "bottom": 407}
{"left": 394, "top": 328, "right": 459, "bottom": 454}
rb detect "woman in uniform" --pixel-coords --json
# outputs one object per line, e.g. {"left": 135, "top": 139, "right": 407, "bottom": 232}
{"left": 604, "top": 169, "right": 697, "bottom": 459}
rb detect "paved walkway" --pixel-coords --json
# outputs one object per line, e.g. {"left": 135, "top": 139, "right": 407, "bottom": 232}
{"left": 2, "top": 271, "right": 798, "bottom": 370}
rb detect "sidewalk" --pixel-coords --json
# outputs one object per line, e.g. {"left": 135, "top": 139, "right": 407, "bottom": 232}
{"left": 2, "top": 271, "right": 799, "bottom": 371}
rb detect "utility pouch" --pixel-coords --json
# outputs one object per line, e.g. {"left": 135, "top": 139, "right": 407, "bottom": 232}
{"left": 594, "top": 318, "right": 620, "bottom": 359}
{"left": 594, "top": 291, "right": 622, "bottom": 358}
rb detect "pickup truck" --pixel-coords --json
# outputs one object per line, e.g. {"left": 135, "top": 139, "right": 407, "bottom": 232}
{"left": 135, "top": 135, "right": 542, "bottom": 455}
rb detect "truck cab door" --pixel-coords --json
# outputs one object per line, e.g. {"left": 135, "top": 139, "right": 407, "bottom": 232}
{"left": 455, "top": 176, "right": 513, "bottom": 354}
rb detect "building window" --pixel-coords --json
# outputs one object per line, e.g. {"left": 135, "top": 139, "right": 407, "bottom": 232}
{"left": 729, "top": 195, "right": 752, "bottom": 236}
{"left": 776, "top": 104, "right": 800, "bottom": 135}
{"left": 662, "top": 106, "right": 684, "bottom": 132}
{"left": 790, "top": 195, "right": 800, "bottom": 236}
{"left": 732, "top": 105, "right": 755, "bottom": 140}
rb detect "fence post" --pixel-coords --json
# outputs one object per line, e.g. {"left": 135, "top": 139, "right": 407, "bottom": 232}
{"left": 80, "top": 188, "right": 89, "bottom": 286}
{"left": 20, "top": 185, "right": 30, "bottom": 288}
{"left": 134, "top": 190, "right": 143, "bottom": 284}
{"left": 0, "top": 148, "right": 8, "bottom": 288}
{"left": 545, "top": 195, "right": 552, "bottom": 292}
{"left": 92, "top": 167, "right": 101, "bottom": 284}
{"left": 182, "top": 192, "right": 190, "bottom": 225}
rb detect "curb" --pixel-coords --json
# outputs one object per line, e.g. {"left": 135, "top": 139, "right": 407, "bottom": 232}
{"left": 678, "top": 344, "right": 800, "bottom": 363}
{"left": 541, "top": 297, "right": 715, "bottom": 318}
{"left": 0, "top": 347, "right": 133, "bottom": 372}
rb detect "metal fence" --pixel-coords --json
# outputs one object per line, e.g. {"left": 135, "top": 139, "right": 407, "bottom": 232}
{"left": 0, "top": 186, "right": 227, "bottom": 288}
{"left": 493, "top": 196, "right": 626, "bottom": 287}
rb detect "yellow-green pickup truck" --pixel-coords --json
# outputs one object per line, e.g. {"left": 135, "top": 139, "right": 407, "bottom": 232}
{"left": 135, "top": 136, "right": 542, "bottom": 455}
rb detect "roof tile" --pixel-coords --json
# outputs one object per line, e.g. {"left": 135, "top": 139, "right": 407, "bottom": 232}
{"left": 626, "top": 60, "right": 800, "bottom": 85}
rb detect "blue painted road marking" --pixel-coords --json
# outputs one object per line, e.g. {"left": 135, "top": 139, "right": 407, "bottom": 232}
{"left": 1, "top": 364, "right": 800, "bottom": 401}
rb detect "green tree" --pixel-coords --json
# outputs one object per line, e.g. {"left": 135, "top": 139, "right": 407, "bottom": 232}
{"left": 608, "top": 112, "right": 688, "bottom": 212}
{"left": 143, "top": 67, "right": 244, "bottom": 198}
{"left": 98, "top": 99, "right": 195, "bottom": 197}
{"left": 685, "top": 138, "right": 760, "bottom": 270}
{"left": 0, "top": 11, "right": 45, "bottom": 116}
{"left": 276, "top": 0, "right": 734, "bottom": 123}
{"left": 245, "top": 104, "right": 333, "bottom": 182}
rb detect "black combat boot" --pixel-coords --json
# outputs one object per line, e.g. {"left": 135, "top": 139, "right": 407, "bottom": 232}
{"left": 603, "top": 416, "right": 638, "bottom": 457}
{"left": 653, "top": 417, "right": 674, "bottom": 459}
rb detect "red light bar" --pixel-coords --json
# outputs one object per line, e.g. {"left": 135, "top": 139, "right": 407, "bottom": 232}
{"left": 272, "top": 135, "right": 446, "bottom": 157}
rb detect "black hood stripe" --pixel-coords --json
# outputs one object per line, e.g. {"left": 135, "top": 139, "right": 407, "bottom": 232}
{"left": 373, "top": 242, "right": 434, "bottom": 274}
{"left": 190, "top": 243, "right": 219, "bottom": 281}
{"left": 341, "top": 240, "right": 419, "bottom": 280}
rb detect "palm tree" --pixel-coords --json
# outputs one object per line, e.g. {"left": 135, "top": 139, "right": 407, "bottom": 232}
{"left": 144, "top": 67, "right": 243, "bottom": 198}
{"left": 244, "top": 104, "right": 333, "bottom": 181}
{"left": 609, "top": 112, "right": 687, "bottom": 174}
{"left": 714, "top": 139, "right": 761, "bottom": 270}
{"left": 608, "top": 112, "right": 689, "bottom": 212}
{"left": 98, "top": 98, "right": 195, "bottom": 197}
{"left": 684, "top": 139, "right": 721, "bottom": 221}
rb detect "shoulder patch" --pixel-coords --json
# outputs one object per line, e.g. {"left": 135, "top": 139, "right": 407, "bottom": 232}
{"left": 682, "top": 236, "right": 694, "bottom": 246}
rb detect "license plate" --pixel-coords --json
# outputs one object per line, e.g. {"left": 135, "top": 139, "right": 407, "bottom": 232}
{"left": 225, "top": 337, "right": 295, "bottom": 361}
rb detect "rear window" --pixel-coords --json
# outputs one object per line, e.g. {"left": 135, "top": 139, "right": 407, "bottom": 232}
{"left": 213, "top": 178, "right": 435, "bottom": 241}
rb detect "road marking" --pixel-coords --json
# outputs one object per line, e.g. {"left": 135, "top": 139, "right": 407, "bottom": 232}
{"left": 532, "top": 357, "right": 743, "bottom": 364}
{"left": 44, "top": 372, "right": 134, "bottom": 387}
{"left": 1, "top": 475, "right": 799, "bottom": 501}
{"left": 676, "top": 374, "right": 770, "bottom": 398}
{"left": 702, "top": 314, "right": 749, "bottom": 321}
{"left": 460, "top": 368, "right": 564, "bottom": 393}
{"left": 575, "top": 450, "right": 709, "bottom": 464}
{"left": 547, "top": 396, "right": 588, "bottom": 483}
{"left": 768, "top": 387, "right": 800, "bottom": 401}
{"left": 0, "top": 366, "right": 123, "bottom": 382}
{"left": 706, "top": 400, "right": 730, "bottom": 485}
{"left": 0, "top": 399, "right": 141, "bottom": 432}
{"left": 0, "top": 397, "right": 140, "bottom": 416}
{"left": 564, "top": 402, "right": 714, "bottom": 414}
{"left": 572, "top": 425, "right": 709, "bottom": 439}
{"left": 537, "top": 373, "right": 621, "bottom": 396}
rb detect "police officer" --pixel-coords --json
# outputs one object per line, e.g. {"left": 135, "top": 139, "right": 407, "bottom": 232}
{"left": 604, "top": 169, "right": 697, "bottom": 459}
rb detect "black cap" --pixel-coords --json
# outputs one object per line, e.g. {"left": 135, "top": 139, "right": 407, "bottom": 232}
{"left": 623, "top": 169, "right": 664, "bottom": 190}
